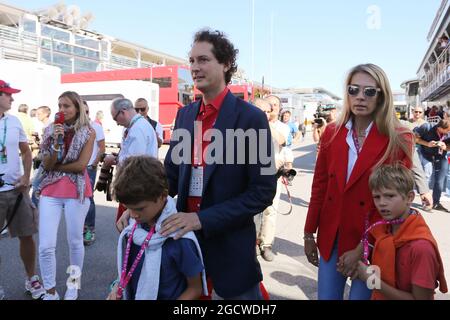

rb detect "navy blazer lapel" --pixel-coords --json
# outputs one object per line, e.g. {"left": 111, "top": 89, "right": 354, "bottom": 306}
{"left": 186, "top": 99, "right": 202, "bottom": 139}
{"left": 202, "top": 92, "right": 238, "bottom": 195}
{"left": 179, "top": 100, "right": 201, "bottom": 204}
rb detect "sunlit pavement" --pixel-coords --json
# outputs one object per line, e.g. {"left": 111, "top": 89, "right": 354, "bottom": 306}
{"left": 1, "top": 134, "right": 449, "bottom": 300}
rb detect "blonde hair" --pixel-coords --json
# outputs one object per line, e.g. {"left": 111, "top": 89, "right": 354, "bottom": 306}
{"left": 58, "top": 91, "right": 91, "bottom": 131}
{"left": 369, "top": 163, "right": 415, "bottom": 198}
{"left": 333, "top": 64, "right": 412, "bottom": 167}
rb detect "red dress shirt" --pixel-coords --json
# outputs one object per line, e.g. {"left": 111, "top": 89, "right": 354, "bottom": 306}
{"left": 186, "top": 87, "right": 229, "bottom": 213}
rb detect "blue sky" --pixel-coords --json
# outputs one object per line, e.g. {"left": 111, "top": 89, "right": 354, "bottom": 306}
{"left": 5, "top": 0, "right": 441, "bottom": 97}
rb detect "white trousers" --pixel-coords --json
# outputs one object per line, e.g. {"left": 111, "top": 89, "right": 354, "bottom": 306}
{"left": 257, "top": 179, "right": 283, "bottom": 248}
{"left": 38, "top": 196, "right": 89, "bottom": 290}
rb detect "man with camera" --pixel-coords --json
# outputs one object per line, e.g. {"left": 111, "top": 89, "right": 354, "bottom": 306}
{"left": 312, "top": 103, "right": 337, "bottom": 152}
{"left": 30, "top": 106, "right": 52, "bottom": 207}
{"left": 414, "top": 119, "right": 450, "bottom": 212}
{"left": 0, "top": 80, "right": 45, "bottom": 300}
{"left": 104, "top": 98, "right": 158, "bottom": 221}
{"left": 254, "top": 96, "right": 289, "bottom": 262}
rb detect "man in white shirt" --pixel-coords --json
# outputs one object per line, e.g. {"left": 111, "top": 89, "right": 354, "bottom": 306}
{"left": 255, "top": 95, "right": 290, "bottom": 262}
{"left": 30, "top": 106, "right": 52, "bottom": 207}
{"left": 104, "top": 98, "right": 158, "bottom": 221}
{"left": 36, "top": 106, "right": 51, "bottom": 138}
{"left": 0, "top": 80, "right": 45, "bottom": 300}
{"left": 83, "top": 101, "right": 106, "bottom": 246}
{"left": 134, "top": 98, "right": 163, "bottom": 148}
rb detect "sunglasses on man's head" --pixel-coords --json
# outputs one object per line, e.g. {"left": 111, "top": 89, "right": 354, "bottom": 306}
{"left": 135, "top": 108, "right": 146, "bottom": 112}
{"left": 347, "top": 85, "right": 381, "bottom": 98}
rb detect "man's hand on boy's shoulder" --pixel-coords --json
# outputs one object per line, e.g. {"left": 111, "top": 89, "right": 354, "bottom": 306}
{"left": 160, "top": 212, "right": 202, "bottom": 240}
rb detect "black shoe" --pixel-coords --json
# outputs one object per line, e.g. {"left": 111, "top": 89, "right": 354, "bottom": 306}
{"left": 261, "top": 247, "right": 274, "bottom": 262}
{"left": 433, "top": 203, "right": 450, "bottom": 212}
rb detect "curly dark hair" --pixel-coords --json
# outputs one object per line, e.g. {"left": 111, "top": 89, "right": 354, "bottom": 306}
{"left": 113, "top": 156, "right": 169, "bottom": 205}
{"left": 193, "top": 29, "right": 239, "bottom": 85}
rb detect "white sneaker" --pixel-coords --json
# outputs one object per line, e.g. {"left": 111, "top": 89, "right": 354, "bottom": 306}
{"left": 42, "top": 291, "right": 60, "bottom": 300}
{"left": 64, "top": 288, "right": 78, "bottom": 300}
{"left": 25, "top": 275, "right": 46, "bottom": 300}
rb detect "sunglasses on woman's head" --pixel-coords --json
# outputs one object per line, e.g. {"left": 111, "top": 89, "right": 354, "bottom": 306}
{"left": 347, "top": 85, "right": 381, "bottom": 98}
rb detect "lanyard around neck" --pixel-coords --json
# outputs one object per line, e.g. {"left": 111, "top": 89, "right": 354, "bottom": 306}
{"left": 123, "top": 115, "right": 143, "bottom": 139}
{"left": 351, "top": 127, "right": 362, "bottom": 155}
{"left": 117, "top": 223, "right": 156, "bottom": 300}
{"left": 361, "top": 209, "right": 416, "bottom": 265}
{"left": 0, "top": 117, "right": 7, "bottom": 147}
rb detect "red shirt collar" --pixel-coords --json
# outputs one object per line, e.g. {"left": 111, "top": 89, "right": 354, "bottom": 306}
{"left": 200, "top": 87, "right": 229, "bottom": 112}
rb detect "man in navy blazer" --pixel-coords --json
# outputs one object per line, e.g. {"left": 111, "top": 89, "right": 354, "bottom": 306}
{"left": 160, "top": 29, "right": 277, "bottom": 299}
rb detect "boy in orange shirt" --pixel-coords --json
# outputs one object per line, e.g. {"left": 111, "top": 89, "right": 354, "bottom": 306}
{"left": 340, "top": 163, "right": 447, "bottom": 299}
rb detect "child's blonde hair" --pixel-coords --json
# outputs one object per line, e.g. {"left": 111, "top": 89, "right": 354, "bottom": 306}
{"left": 368, "top": 163, "right": 415, "bottom": 197}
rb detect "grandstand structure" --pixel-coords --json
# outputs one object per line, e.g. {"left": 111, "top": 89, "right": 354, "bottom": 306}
{"left": 0, "top": 2, "right": 187, "bottom": 74}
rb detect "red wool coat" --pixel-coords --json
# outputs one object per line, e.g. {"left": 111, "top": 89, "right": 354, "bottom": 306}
{"left": 305, "top": 123, "right": 412, "bottom": 261}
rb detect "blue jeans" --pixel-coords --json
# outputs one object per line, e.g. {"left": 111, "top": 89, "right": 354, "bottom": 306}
{"left": 318, "top": 241, "right": 372, "bottom": 300}
{"left": 84, "top": 166, "right": 97, "bottom": 229}
{"left": 421, "top": 156, "right": 448, "bottom": 205}
{"left": 31, "top": 166, "right": 44, "bottom": 207}
{"left": 445, "top": 155, "right": 450, "bottom": 196}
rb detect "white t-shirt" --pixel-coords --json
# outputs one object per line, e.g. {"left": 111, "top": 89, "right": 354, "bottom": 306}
{"left": 88, "top": 121, "right": 105, "bottom": 166}
{"left": 155, "top": 121, "right": 163, "bottom": 141}
{"left": 118, "top": 115, "right": 158, "bottom": 164}
{"left": 270, "top": 120, "right": 290, "bottom": 168}
{"left": 0, "top": 114, "right": 28, "bottom": 192}
{"left": 32, "top": 118, "right": 42, "bottom": 136}
{"left": 273, "top": 120, "right": 290, "bottom": 149}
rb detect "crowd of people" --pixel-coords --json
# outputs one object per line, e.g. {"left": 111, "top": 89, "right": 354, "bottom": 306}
{"left": 0, "top": 28, "right": 448, "bottom": 301}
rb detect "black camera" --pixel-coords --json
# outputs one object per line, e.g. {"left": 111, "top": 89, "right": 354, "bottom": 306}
{"left": 276, "top": 168, "right": 297, "bottom": 182}
{"left": 95, "top": 153, "right": 117, "bottom": 201}
{"left": 313, "top": 105, "right": 329, "bottom": 127}
{"left": 313, "top": 117, "right": 325, "bottom": 125}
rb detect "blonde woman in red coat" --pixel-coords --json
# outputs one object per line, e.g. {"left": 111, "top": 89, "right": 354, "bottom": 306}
{"left": 304, "top": 64, "right": 413, "bottom": 300}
